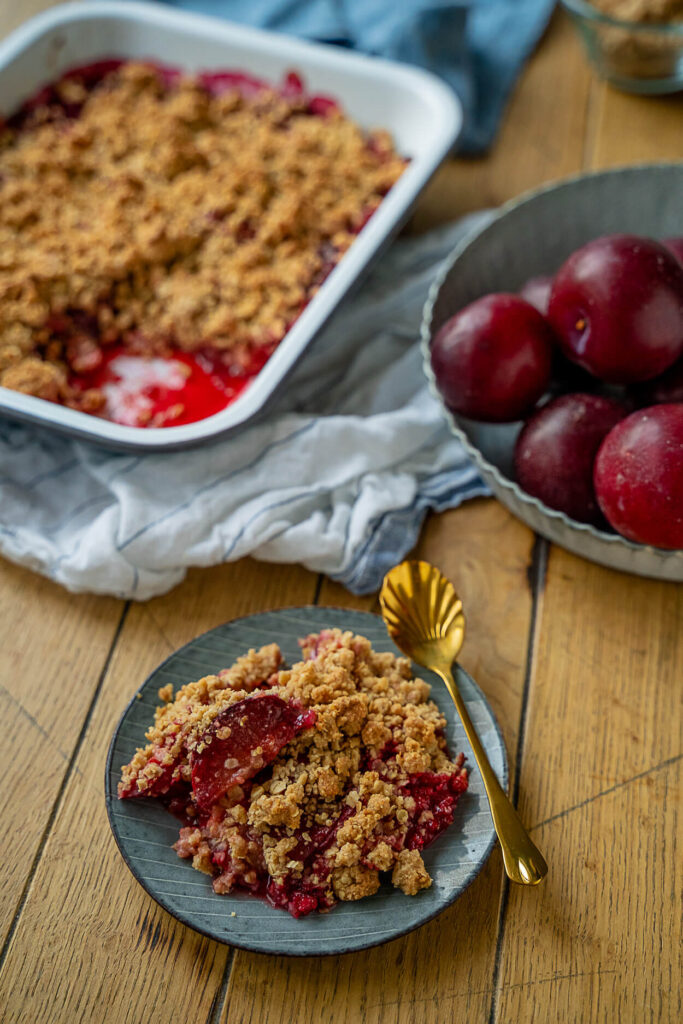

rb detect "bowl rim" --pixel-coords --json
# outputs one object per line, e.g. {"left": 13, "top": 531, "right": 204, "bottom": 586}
{"left": 559, "top": 0, "right": 683, "bottom": 36}
{"left": 420, "top": 162, "right": 683, "bottom": 566}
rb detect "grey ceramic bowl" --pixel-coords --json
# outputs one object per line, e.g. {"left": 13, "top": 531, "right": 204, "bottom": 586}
{"left": 421, "top": 164, "right": 683, "bottom": 582}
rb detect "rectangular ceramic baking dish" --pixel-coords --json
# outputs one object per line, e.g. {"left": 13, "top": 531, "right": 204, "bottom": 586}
{"left": 0, "top": 0, "right": 461, "bottom": 451}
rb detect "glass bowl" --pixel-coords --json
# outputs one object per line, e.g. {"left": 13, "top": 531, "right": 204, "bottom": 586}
{"left": 560, "top": 0, "right": 683, "bottom": 93}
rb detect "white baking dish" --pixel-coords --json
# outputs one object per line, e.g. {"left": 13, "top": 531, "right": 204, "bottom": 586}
{"left": 0, "top": 0, "right": 461, "bottom": 451}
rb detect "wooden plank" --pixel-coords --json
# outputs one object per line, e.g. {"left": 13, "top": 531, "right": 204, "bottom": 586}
{"left": 493, "top": 68, "right": 683, "bottom": 1024}
{"left": 587, "top": 84, "right": 683, "bottom": 168}
{"left": 0, "top": 561, "right": 318, "bottom": 1024}
{"left": 220, "top": 501, "right": 539, "bottom": 1024}
{"left": 411, "top": 11, "right": 592, "bottom": 230}
{"left": 0, "top": 560, "right": 123, "bottom": 947}
{"left": 493, "top": 551, "right": 682, "bottom": 1024}
{"left": 317, "top": 578, "right": 378, "bottom": 611}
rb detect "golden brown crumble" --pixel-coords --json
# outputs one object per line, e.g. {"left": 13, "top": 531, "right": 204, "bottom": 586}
{"left": 392, "top": 849, "right": 432, "bottom": 895}
{"left": 0, "top": 62, "right": 405, "bottom": 413}
{"left": 119, "top": 629, "right": 468, "bottom": 917}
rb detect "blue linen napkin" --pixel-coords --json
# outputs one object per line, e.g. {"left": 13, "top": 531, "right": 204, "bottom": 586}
{"left": 0, "top": 215, "right": 492, "bottom": 600}
{"left": 157, "top": 0, "right": 555, "bottom": 152}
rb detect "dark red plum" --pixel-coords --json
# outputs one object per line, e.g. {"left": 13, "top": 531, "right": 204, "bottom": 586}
{"left": 514, "top": 393, "right": 626, "bottom": 524}
{"left": 519, "top": 275, "right": 553, "bottom": 316}
{"left": 662, "top": 238, "right": 683, "bottom": 266}
{"left": 632, "top": 356, "right": 683, "bottom": 406}
{"left": 548, "top": 235, "right": 683, "bottom": 383}
{"left": 594, "top": 404, "right": 683, "bottom": 548}
{"left": 430, "top": 294, "right": 554, "bottom": 422}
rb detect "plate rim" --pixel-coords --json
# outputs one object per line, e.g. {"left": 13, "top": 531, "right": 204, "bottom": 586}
{"left": 104, "top": 605, "right": 507, "bottom": 956}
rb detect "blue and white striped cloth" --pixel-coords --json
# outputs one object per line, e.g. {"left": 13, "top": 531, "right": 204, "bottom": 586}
{"left": 0, "top": 214, "right": 491, "bottom": 599}
{"left": 158, "top": 0, "right": 555, "bottom": 154}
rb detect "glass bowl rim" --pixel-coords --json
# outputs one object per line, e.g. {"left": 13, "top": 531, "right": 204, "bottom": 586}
{"left": 560, "top": 0, "right": 683, "bottom": 36}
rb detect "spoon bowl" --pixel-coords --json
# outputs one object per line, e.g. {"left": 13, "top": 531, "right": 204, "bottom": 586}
{"left": 380, "top": 559, "right": 465, "bottom": 670}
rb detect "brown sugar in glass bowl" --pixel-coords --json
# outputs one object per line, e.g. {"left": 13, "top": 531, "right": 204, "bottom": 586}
{"left": 560, "top": 0, "right": 683, "bottom": 91}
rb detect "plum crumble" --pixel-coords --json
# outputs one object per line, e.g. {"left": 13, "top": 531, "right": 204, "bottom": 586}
{"left": 0, "top": 61, "right": 405, "bottom": 426}
{"left": 119, "top": 629, "right": 469, "bottom": 917}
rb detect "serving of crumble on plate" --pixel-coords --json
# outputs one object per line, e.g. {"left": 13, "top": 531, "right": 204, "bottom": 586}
{"left": 106, "top": 608, "right": 506, "bottom": 955}
{"left": 0, "top": 60, "right": 405, "bottom": 427}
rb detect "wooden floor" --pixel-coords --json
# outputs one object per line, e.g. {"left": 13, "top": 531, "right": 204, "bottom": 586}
{"left": 1, "top": 5, "right": 681, "bottom": 1023}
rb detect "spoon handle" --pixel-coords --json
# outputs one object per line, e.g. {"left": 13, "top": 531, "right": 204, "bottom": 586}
{"left": 436, "top": 666, "right": 548, "bottom": 886}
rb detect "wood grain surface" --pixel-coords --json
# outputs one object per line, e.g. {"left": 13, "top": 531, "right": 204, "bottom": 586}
{"left": 0, "top": 4, "right": 681, "bottom": 1023}
{"left": 0, "top": 563, "right": 123, "bottom": 947}
{"left": 1, "top": 564, "right": 318, "bottom": 1024}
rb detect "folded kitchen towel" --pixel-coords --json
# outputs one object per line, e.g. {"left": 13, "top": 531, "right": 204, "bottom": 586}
{"left": 0, "top": 213, "right": 493, "bottom": 601}
{"left": 155, "top": 0, "right": 555, "bottom": 153}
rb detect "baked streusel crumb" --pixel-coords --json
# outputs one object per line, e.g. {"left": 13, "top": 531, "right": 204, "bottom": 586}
{"left": 119, "top": 629, "right": 468, "bottom": 917}
{"left": 0, "top": 61, "right": 405, "bottom": 422}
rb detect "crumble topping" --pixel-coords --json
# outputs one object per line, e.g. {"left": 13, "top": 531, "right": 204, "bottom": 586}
{"left": 392, "top": 849, "right": 432, "bottom": 895}
{"left": 0, "top": 61, "right": 405, "bottom": 417}
{"left": 119, "top": 628, "right": 468, "bottom": 917}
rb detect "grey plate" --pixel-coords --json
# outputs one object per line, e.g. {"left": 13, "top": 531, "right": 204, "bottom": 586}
{"left": 421, "top": 164, "right": 683, "bottom": 582}
{"left": 105, "top": 607, "right": 507, "bottom": 956}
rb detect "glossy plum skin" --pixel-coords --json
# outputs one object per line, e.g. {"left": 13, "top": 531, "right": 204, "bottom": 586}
{"left": 430, "top": 294, "right": 554, "bottom": 422}
{"left": 594, "top": 404, "right": 683, "bottom": 548}
{"left": 548, "top": 235, "right": 683, "bottom": 383}
{"left": 514, "top": 393, "right": 626, "bottom": 524}
{"left": 519, "top": 275, "right": 552, "bottom": 316}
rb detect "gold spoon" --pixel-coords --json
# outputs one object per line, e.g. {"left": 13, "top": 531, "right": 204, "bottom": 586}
{"left": 380, "top": 559, "right": 548, "bottom": 886}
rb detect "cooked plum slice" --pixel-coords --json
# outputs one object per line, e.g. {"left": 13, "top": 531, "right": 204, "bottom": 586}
{"left": 190, "top": 694, "right": 316, "bottom": 809}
